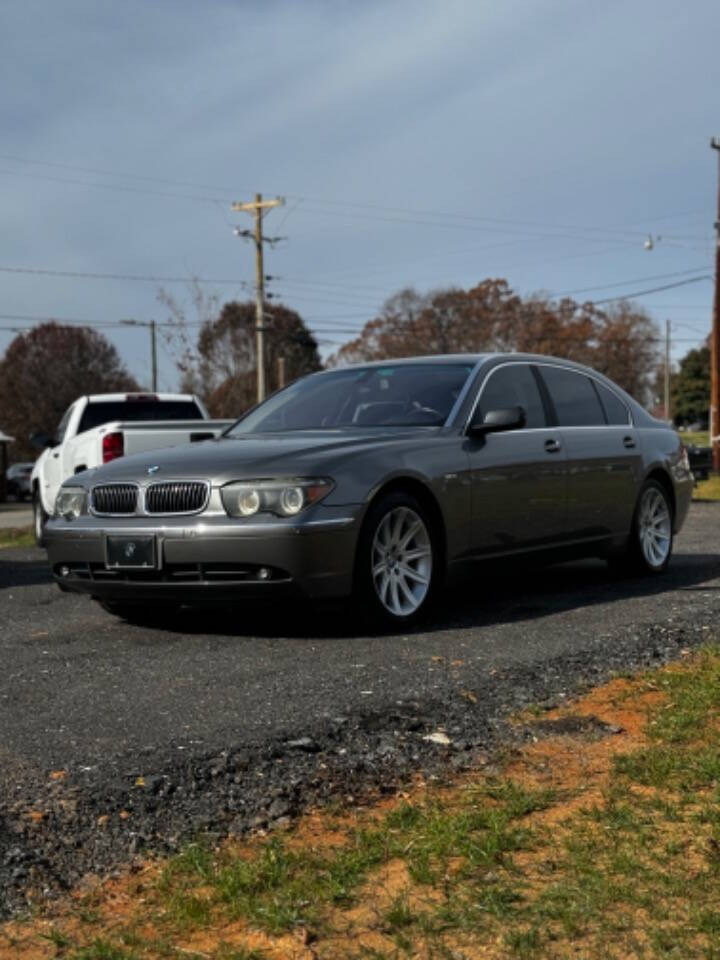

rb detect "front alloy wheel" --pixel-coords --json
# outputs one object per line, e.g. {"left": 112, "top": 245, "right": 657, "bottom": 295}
{"left": 357, "top": 492, "right": 438, "bottom": 626}
{"left": 372, "top": 506, "right": 432, "bottom": 617}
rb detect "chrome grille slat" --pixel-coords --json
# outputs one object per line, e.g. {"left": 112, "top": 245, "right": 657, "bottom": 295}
{"left": 146, "top": 481, "right": 208, "bottom": 515}
{"left": 92, "top": 483, "right": 138, "bottom": 515}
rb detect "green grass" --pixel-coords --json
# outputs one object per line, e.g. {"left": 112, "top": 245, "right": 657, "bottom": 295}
{"left": 0, "top": 525, "right": 34, "bottom": 548}
{"left": 154, "top": 781, "right": 549, "bottom": 944}
{"left": 694, "top": 473, "right": 720, "bottom": 500}
{"left": 681, "top": 430, "right": 710, "bottom": 446}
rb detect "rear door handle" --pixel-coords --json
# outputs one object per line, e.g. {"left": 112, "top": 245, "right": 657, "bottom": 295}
{"left": 623, "top": 436, "right": 636, "bottom": 449}
{"left": 544, "top": 438, "right": 561, "bottom": 453}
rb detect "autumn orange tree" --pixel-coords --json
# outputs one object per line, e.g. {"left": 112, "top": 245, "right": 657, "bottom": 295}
{"left": 330, "top": 279, "right": 660, "bottom": 402}
{"left": 0, "top": 323, "right": 139, "bottom": 459}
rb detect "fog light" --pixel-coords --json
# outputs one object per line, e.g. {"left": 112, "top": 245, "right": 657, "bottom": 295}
{"left": 60, "top": 565, "right": 70, "bottom": 577}
{"left": 258, "top": 567, "right": 271, "bottom": 580}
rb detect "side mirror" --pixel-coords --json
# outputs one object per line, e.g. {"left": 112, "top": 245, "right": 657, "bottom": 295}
{"left": 30, "top": 432, "right": 55, "bottom": 450}
{"left": 468, "top": 405, "right": 526, "bottom": 437}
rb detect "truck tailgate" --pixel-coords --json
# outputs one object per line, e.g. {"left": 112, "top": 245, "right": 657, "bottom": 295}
{"left": 100, "top": 420, "right": 235, "bottom": 457}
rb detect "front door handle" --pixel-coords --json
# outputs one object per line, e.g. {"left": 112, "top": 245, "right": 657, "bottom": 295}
{"left": 545, "top": 438, "right": 561, "bottom": 453}
{"left": 623, "top": 436, "right": 636, "bottom": 449}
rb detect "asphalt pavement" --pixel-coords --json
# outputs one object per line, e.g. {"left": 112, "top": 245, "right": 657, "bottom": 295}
{"left": 1, "top": 502, "right": 720, "bottom": 913}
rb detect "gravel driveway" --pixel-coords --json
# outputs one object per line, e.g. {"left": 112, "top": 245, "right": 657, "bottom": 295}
{"left": 2, "top": 502, "right": 720, "bottom": 915}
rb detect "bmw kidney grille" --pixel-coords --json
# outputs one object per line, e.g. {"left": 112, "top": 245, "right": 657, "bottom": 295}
{"left": 91, "top": 483, "right": 139, "bottom": 515}
{"left": 146, "top": 481, "right": 208, "bottom": 514}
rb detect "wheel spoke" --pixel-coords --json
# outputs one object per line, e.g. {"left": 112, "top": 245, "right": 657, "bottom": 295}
{"left": 397, "top": 576, "right": 416, "bottom": 607}
{"left": 390, "top": 578, "right": 401, "bottom": 614}
{"left": 399, "top": 563, "right": 428, "bottom": 585}
{"left": 398, "top": 519, "right": 422, "bottom": 551}
{"left": 404, "top": 546, "right": 431, "bottom": 562}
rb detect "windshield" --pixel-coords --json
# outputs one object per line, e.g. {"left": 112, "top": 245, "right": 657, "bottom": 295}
{"left": 229, "top": 363, "right": 474, "bottom": 434}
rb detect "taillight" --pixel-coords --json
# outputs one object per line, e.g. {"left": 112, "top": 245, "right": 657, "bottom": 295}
{"left": 102, "top": 431, "right": 124, "bottom": 463}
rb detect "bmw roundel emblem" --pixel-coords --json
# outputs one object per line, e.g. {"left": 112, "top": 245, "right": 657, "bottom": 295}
{"left": 147, "top": 465, "right": 160, "bottom": 475}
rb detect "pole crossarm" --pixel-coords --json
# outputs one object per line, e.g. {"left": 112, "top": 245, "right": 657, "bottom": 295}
{"left": 231, "top": 198, "right": 285, "bottom": 213}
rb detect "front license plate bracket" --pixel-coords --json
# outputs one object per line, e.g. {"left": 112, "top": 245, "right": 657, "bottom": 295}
{"left": 105, "top": 535, "right": 157, "bottom": 569}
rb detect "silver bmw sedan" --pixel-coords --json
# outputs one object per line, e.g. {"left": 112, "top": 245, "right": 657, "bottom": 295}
{"left": 46, "top": 354, "right": 693, "bottom": 627}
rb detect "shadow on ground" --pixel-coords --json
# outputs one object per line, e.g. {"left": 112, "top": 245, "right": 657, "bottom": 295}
{"left": 0, "top": 551, "right": 52, "bottom": 590}
{"left": 105, "top": 549, "right": 720, "bottom": 640}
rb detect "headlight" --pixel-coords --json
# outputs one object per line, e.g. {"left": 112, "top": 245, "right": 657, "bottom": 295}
{"left": 221, "top": 478, "right": 333, "bottom": 518}
{"left": 54, "top": 486, "right": 87, "bottom": 519}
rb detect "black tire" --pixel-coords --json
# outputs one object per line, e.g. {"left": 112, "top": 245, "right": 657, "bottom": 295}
{"left": 94, "top": 599, "right": 180, "bottom": 627}
{"left": 354, "top": 490, "right": 441, "bottom": 628}
{"left": 33, "top": 492, "right": 48, "bottom": 548}
{"left": 612, "top": 479, "right": 674, "bottom": 576}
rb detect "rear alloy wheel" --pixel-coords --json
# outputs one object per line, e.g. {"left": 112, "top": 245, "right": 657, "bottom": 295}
{"left": 357, "top": 492, "right": 438, "bottom": 627}
{"left": 624, "top": 479, "right": 674, "bottom": 574}
{"left": 33, "top": 492, "right": 48, "bottom": 548}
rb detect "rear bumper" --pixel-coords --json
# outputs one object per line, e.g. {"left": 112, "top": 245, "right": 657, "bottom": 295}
{"left": 45, "top": 506, "right": 361, "bottom": 603}
{"left": 673, "top": 473, "right": 693, "bottom": 533}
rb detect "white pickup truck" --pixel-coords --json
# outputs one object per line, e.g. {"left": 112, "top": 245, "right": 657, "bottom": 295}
{"left": 31, "top": 392, "right": 234, "bottom": 544}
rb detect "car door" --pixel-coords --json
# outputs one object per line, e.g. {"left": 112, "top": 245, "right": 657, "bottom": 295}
{"left": 466, "top": 362, "right": 568, "bottom": 556}
{"left": 42, "top": 405, "right": 73, "bottom": 511}
{"left": 536, "top": 364, "right": 641, "bottom": 542}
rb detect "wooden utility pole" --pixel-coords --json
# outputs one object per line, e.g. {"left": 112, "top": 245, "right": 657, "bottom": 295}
{"left": 121, "top": 318, "right": 158, "bottom": 391}
{"left": 711, "top": 139, "right": 720, "bottom": 473}
{"left": 664, "top": 318, "right": 671, "bottom": 423}
{"left": 150, "top": 319, "right": 158, "bottom": 392}
{"left": 277, "top": 355, "right": 286, "bottom": 389}
{"left": 231, "top": 193, "right": 285, "bottom": 403}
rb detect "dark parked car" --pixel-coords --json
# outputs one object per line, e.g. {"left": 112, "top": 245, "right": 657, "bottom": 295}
{"left": 686, "top": 444, "right": 712, "bottom": 483}
{"left": 6, "top": 462, "right": 34, "bottom": 500}
{"left": 45, "top": 354, "right": 693, "bottom": 626}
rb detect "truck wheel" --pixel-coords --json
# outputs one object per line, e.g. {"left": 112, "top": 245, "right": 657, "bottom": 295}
{"left": 33, "top": 492, "right": 48, "bottom": 548}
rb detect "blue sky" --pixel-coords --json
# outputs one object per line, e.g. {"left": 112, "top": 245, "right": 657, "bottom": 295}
{"left": 0, "top": 0, "right": 718, "bottom": 390}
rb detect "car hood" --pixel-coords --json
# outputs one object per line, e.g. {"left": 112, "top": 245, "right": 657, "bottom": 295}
{"left": 77, "top": 429, "right": 441, "bottom": 485}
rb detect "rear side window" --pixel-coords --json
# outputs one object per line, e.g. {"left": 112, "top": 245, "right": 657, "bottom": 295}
{"left": 79, "top": 400, "right": 203, "bottom": 433}
{"left": 540, "top": 366, "right": 605, "bottom": 427}
{"left": 478, "top": 363, "right": 546, "bottom": 429}
{"left": 594, "top": 381, "right": 631, "bottom": 425}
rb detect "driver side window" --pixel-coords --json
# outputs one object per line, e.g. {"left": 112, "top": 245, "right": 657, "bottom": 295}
{"left": 478, "top": 364, "right": 546, "bottom": 429}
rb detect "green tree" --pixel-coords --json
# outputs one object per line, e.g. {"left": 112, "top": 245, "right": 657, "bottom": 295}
{"left": 671, "top": 341, "right": 710, "bottom": 427}
{"left": 0, "top": 323, "right": 139, "bottom": 459}
{"left": 163, "top": 298, "right": 321, "bottom": 418}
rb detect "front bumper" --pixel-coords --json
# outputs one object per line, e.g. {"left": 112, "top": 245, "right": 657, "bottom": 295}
{"left": 45, "top": 505, "right": 361, "bottom": 603}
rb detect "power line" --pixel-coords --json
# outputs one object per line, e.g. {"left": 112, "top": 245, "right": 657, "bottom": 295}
{"left": 551, "top": 266, "right": 712, "bottom": 297}
{"left": 0, "top": 153, "right": 708, "bottom": 243}
{"left": 0, "top": 264, "right": 251, "bottom": 285}
{"left": 588, "top": 275, "right": 712, "bottom": 305}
